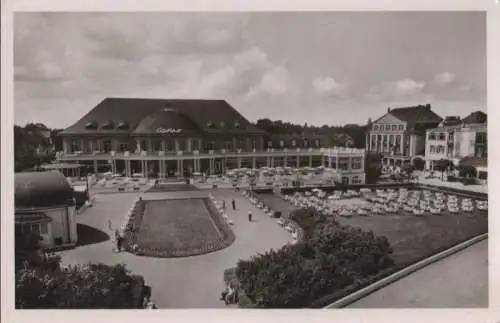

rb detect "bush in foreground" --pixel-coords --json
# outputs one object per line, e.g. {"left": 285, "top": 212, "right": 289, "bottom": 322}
{"left": 235, "top": 209, "right": 394, "bottom": 308}
{"left": 16, "top": 263, "right": 145, "bottom": 309}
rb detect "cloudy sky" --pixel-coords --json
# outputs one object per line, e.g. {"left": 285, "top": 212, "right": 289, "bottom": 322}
{"left": 14, "top": 11, "right": 486, "bottom": 128}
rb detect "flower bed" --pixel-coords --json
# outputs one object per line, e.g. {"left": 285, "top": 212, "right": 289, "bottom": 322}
{"left": 123, "top": 198, "right": 235, "bottom": 258}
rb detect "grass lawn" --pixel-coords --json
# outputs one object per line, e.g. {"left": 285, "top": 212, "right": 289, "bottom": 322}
{"left": 135, "top": 198, "right": 222, "bottom": 252}
{"left": 257, "top": 192, "right": 487, "bottom": 266}
{"left": 337, "top": 211, "right": 488, "bottom": 266}
{"left": 255, "top": 193, "right": 298, "bottom": 218}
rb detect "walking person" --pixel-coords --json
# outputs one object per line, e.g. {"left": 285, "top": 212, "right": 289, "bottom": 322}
{"left": 247, "top": 210, "right": 252, "bottom": 222}
{"left": 116, "top": 232, "right": 124, "bottom": 252}
{"left": 232, "top": 199, "right": 236, "bottom": 211}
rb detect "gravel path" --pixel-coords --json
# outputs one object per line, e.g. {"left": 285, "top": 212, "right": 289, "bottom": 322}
{"left": 59, "top": 189, "right": 292, "bottom": 308}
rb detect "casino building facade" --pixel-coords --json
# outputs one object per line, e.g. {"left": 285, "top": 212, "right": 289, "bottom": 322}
{"left": 56, "top": 98, "right": 366, "bottom": 184}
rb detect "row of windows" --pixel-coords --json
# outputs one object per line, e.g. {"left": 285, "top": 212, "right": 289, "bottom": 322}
{"left": 268, "top": 139, "right": 321, "bottom": 148}
{"left": 428, "top": 132, "right": 449, "bottom": 141}
{"left": 373, "top": 124, "right": 405, "bottom": 131}
{"left": 69, "top": 138, "right": 327, "bottom": 153}
{"left": 20, "top": 223, "right": 48, "bottom": 235}
{"left": 329, "top": 157, "right": 363, "bottom": 170}
{"left": 429, "top": 145, "right": 446, "bottom": 154}
{"left": 370, "top": 134, "right": 403, "bottom": 145}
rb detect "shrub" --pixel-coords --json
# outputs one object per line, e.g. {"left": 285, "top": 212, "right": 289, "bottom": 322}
{"left": 16, "top": 263, "right": 144, "bottom": 309}
{"left": 236, "top": 208, "right": 394, "bottom": 308}
{"left": 447, "top": 175, "right": 457, "bottom": 182}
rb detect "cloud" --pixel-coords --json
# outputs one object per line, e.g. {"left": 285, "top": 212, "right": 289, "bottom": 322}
{"left": 313, "top": 76, "right": 345, "bottom": 94}
{"left": 367, "top": 78, "right": 426, "bottom": 102}
{"left": 434, "top": 72, "right": 456, "bottom": 86}
{"left": 395, "top": 78, "right": 425, "bottom": 94}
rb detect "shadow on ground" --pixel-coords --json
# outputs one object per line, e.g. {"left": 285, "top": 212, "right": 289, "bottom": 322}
{"left": 76, "top": 224, "right": 111, "bottom": 246}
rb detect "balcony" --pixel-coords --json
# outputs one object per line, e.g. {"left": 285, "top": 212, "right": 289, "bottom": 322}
{"left": 55, "top": 147, "right": 365, "bottom": 161}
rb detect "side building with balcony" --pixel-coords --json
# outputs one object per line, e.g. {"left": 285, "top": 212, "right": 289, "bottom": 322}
{"left": 365, "top": 104, "right": 442, "bottom": 167}
{"left": 425, "top": 111, "right": 487, "bottom": 181}
{"left": 56, "top": 97, "right": 366, "bottom": 184}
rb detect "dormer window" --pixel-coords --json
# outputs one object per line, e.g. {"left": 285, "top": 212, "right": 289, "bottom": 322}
{"left": 207, "top": 121, "right": 216, "bottom": 129}
{"left": 85, "top": 121, "right": 98, "bottom": 130}
{"left": 234, "top": 120, "right": 241, "bottom": 128}
{"left": 101, "top": 121, "right": 114, "bottom": 130}
{"left": 117, "top": 121, "right": 129, "bottom": 130}
{"left": 219, "top": 121, "right": 225, "bottom": 128}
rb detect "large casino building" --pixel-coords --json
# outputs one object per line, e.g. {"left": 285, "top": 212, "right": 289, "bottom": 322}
{"left": 56, "top": 98, "right": 366, "bottom": 184}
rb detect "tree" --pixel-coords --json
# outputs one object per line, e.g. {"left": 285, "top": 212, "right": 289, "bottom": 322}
{"left": 15, "top": 225, "right": 150, "bottom": 309}
{"left": 458, "top": 165, "right": 477, "bottom": 179}
{"left": 434, "top": 159, "right": 454, "bottom": 180}
{"left": 401, "top": 163, "right": 416, "bottom": 182}
{"left": 365, "top": 152, "right": 382, "bottom": 184}
{"left": 15, "top": 123, "right": 57, "bottom": 172}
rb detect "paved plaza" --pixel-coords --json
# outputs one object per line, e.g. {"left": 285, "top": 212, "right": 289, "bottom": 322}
{"left": 348, "top": 239, "right": 488, "bottom": 308}
{"left": 58, "top": 188, "right": 292, "bottom": 308}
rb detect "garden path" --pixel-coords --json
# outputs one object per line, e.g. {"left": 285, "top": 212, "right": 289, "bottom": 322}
{"left": 58, "top": 189, "right": 292, "bottom": 308}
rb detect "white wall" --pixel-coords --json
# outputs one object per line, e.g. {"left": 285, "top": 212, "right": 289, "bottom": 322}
{"left": 458, "top": 130, "right": 476, "bottom": 157}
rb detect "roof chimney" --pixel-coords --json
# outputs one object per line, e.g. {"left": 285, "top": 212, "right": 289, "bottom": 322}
{"left": 387, "top": 107, "right": 391, "bottom": 113}
{"left": 426, "top": 104, "right": 431, "bottom": 109}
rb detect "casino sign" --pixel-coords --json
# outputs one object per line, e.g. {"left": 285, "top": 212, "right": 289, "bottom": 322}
{"left": 156, "top": 128, "right": 183, "bottom": 134}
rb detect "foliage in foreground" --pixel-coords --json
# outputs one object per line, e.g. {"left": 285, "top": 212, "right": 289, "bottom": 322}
{"left": 16, "top": 263, "right": 144, "bottom": 309}
{"left": 15, "top": 230, "right": 146, "bottom": 309}
{"left": 235, "top": 208, "right": 394, "bottom": 308}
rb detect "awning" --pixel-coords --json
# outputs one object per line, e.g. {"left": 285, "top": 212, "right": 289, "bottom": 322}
{"left": 458, "top": 156, "right": 487, "bottom": 168}
{"left": 15, "top": 213, "right": 53, "bottom": 225}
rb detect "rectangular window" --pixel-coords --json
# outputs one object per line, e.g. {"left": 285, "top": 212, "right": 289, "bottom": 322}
{"left": 428, "top": 132, "right": 436, "bottom": 140}
{"left": 119, "top": 142, "right": 128, "bottom": 152}
{"left": 385, "top": 125, "right": 391, "bottom": 131}
{"left": 239, "top": 139, "right": 246, "bottom": 150}
{"left": 314, "top": 139, "right": 320, "bottom": 147}
{"left": 392, "top": 125, "right": 397, "bottom": 131}
{"left": 192, "top": 139, "right": 200, "bottom": 151}
{"left": 399, "top": 125, "right": 404, "bottom": 130}
{"left": 103, "top": 140, "right": 112, "bottom": 152}
{"left": 225, "top": 141, "right": 233, "bottom": 151}
{"left": 374, "top": 125, "right": 379, "bottom": 130}
{"left": 438, "top": 133, "right": 446, "bottom": 141}
{"left": 31, "top": 224, "right": 40, "bottom": 234}
{"left": 70, "top": 139, "right": 79, "bottom": 153}
{"left": 331, "top": 157, "right": 337, "bottom": 169}
{"left": 351, "top": 157, "right": 362, "bottom": 170}
{"left": 338, "top": 157, "right": 349, "bottom": 170}
{"left": 40, "top": 223, "right": 48, "bottom": 234}
{"left": 430, "top": 145, "right": 435, "bottom": 153}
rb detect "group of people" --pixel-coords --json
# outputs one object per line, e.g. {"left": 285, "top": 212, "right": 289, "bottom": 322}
{"left": 109, "top": 220, "right": 138, "bottom": 253}
{"left": 221, "top": 199, "right": 253, "bottom": 222}
{"left": 220, "top": 283, "right": 239, "bottom": 305}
